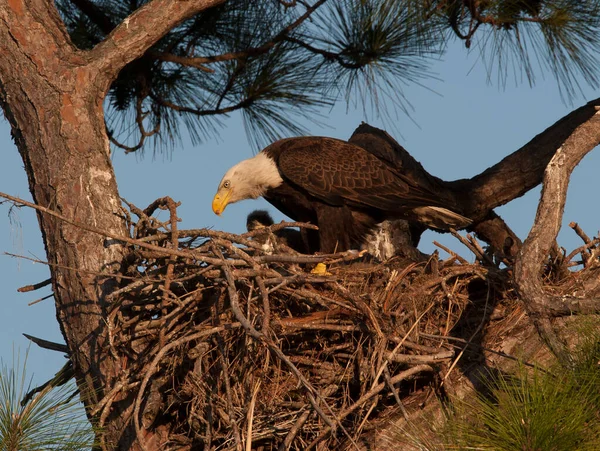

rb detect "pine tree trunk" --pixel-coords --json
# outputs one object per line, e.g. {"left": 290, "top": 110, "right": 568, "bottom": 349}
{"left": 0, "top": 4, "right": 133, "bottom": 447}
{"left": 0, "top": 1, "right": 224, "bottom": 448}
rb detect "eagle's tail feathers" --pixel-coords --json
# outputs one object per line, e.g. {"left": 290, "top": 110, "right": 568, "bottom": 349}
{"left": 411, "top": 206, "right": 472, "bottom": 230}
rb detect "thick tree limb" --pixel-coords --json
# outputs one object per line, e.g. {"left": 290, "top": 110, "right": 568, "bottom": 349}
{"left": 0, "top": 1, "right": 76, "bottom": 74}
{"left": 469, "top": 211, "right": 522, "bottom": 260}
{"left": 449, "top": 97, "right": 600, "bottom": 218}
{"left": 514, "top": 109, "right": 600, "bottom": 365}
{"left": 90, "top": 0, "right": 225, "bottom": 80}
{"left": 1, "top": 1, "right": 228, "bottom": 448}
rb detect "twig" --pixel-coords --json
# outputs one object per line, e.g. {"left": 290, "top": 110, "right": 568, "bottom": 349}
{"left": 0, "top": 191, "right": 263, "bottom": 267}
{"left": 17, "top": 278, "right": 52, "bottom": 293}
{"left": 132, "top": 325, "right": 238, "bottom": 451}
{"left": 278, "top": 410, "right": 312, "bottom": 451}
{"left": 564, "top": 237, "right": 600, "bottom": 264}
{"left": 384, "top": 350, "right": 454, "bottom": 364}
{"left": 278, "top": 385, "right": 337, "bottom": 451}
{"left": 23, "top": 334, "right": 68, "bottom": 353}
{"left": 215, "top": 335, "right": 243, "bottom": 451}
{"left": 159, "top": 198, "right": 180, "bottom": 348}
{"left": 243, "top": 220, "right": 319, "bottom": 237}
{"left": 384, "top": 366, "right": 408, "bottom": 420}
{"left": 442, "top": 281, "right": 491, "bottom": 385}
{"left": 419, "top": 333, "right": 549, "bottom": 373}
{"left": 306, "top": 365, "right": 434, "bottom": 449}
{"left": 27, "top": 293, "right": 54, "bottom": 306}
{"left": 433, "top": 241, "right": 469, "bottom": 265}
{"left": 450, "top": 229, "right": 494, "bottom": 265}
{"left": 5, "top": 252, "right": 149, "bottom": 282}
{"left": 569, "top": 221, "right": 592, "bottom": 245}
{"left": 245, "top": 380, "right": 261, "bottom": 451}
{"left": 371, "top": 303, "right": 435, "bottom": 387}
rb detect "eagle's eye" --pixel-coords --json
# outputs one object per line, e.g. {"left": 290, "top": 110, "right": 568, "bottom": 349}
{"left": 223, "top": 180, "right": 231, "bottom": 189}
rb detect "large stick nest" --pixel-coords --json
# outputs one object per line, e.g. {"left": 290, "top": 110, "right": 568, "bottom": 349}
{"left": 95, "top": 198, "right": 532, "bottom": 450}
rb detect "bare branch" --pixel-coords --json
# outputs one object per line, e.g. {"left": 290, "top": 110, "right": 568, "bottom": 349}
{"left": 23, "top": 334, "right": 69, "bottom": 353}
{"left": 17, "top": 278, "right": 52, "bottom": 293}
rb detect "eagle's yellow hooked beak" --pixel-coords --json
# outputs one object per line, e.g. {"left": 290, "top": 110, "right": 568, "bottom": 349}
{"left": 212, "top": 190, "right": 231, "bottom": 216}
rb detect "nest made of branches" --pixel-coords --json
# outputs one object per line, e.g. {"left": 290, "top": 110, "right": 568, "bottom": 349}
{"left": 86, "top": 196, "right": 597, "bottom": 451}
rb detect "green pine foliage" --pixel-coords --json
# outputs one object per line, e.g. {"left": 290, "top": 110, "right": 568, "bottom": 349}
{"left": 52, "top": 0, "right": 600, "bottom": 151}
{"left": 449, "top": 364, "right": 600, "bottom": 450}
{"left": 389, "top": 328, "right": 600, "bottom": 451}
{"left": 0, "top": 352, "right": 94, "bottom": 451}
{"left": 463, "top": 0, "right": 600, "bottom": 97}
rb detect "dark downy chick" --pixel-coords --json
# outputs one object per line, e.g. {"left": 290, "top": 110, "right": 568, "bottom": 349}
{"left": 246, "top": 210, "right": 307, "bottom": 253}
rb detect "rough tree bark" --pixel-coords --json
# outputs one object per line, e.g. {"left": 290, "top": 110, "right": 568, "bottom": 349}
{"left": 0, "top": 1, "right": 599, "bottom": 449}
{"left": 0, "top": 0, "right": 224, "bottom": 449}
{"left": 514, "top": 109, "right": 600, "bottom": 366}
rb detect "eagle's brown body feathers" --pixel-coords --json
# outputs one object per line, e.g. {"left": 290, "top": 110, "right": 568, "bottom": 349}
{"left": 261, "top": 137, "right": 468, "bottom": 253}
{"left": 214, "top": 136, "right": 470, "bottom": 254}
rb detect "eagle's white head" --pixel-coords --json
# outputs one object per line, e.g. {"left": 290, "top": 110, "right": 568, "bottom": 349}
{"left": 212, "top": 152, "right": 283, "bottom": 215}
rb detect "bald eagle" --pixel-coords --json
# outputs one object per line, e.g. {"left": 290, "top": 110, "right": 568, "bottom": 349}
{"left": 213, "top": 137, "right": 470, "bottom": 253}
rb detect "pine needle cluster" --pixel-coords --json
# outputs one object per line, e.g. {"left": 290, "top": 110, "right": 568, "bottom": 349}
{"left": 390, "top": 326, "right": 600, "bottom": 451}
{"left": 0, "top": 351, "right": 95, "bottom": 451}
{"left": 52, "top": 0, "right": 600, "bottom": 153}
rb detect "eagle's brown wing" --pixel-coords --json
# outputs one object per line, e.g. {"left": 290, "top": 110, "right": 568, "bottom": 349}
{"left": 273, "top": 137, "right": 445, "bottom": 212}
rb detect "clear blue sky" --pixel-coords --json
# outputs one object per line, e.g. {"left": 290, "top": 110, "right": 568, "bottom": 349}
{"left": 1, "top": 39, "right": 598, "bottom": 388}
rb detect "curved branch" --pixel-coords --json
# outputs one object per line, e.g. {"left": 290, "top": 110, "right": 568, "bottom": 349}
{"left": 89, "top": 0, "right": 225, "bottom": 83}
{"left": 449, "top": 97, "right": 600, "bottom": 219}
{"left": 514, "top": 108, "right": 600, "bottom": 365}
